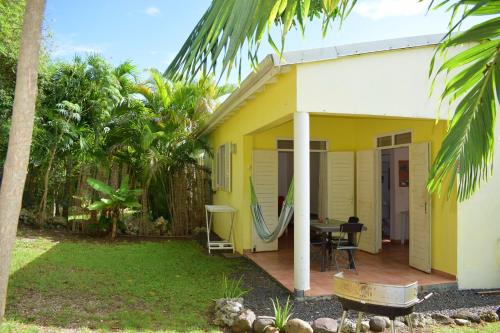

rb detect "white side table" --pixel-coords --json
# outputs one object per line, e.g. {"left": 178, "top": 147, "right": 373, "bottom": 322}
{"left": 205, "top": 205, "right": 237, "bottom": 254}
{"left": 400, "top": 210, "right": 409, "bottom": 245}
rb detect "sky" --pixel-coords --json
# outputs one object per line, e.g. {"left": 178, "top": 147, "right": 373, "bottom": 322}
{"left": 43, "top": 0, "right": 463, "bottom": 84}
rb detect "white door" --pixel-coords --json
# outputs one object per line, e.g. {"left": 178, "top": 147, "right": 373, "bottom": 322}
{"left": 409, "top": 142, "right": 432, "bottom": 272}
{"left": 252, "top": 150, "right": 278, "bottom": 252}
{"left": 327, "top": 152, "right": 355, "bottom": 220}
{"left": 356, "top": 150, "right": 378, "bottom": 254}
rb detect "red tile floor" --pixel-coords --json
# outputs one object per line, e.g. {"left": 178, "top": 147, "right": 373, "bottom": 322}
{"left": 245, "top": 234, "right": 456, "bottom": 297}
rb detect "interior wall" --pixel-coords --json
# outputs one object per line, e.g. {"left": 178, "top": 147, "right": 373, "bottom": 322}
{"left": 252, "top": 115, "right": 457, "bottom": 276}
{"left": 391, "top": 147, "right": 409, "bottom": 241}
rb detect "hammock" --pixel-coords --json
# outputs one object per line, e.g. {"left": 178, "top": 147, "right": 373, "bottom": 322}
{"left": 250, "top": 177, "right": 294, "bottom": 242}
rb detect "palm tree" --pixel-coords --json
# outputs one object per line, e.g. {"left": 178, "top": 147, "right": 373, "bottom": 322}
{"left": 0, "top": 0, "right": 45, "bottom": 319}
{"left": 166, "top": 0, "right": 499, "bottom": 200}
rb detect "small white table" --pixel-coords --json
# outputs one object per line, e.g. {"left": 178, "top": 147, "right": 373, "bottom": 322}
{"left": 205, "top": 205, "right": 236, "bottom": 254}
{"left": 400, "top": 210, "right": 409, "bottom": 245}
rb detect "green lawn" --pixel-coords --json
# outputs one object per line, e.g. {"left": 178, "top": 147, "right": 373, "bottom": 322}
{"left": 435, "top": 322, "right": 500, "bottom": 333}
{"left": 1, "top": 230, "right": 240, "bottom": 332}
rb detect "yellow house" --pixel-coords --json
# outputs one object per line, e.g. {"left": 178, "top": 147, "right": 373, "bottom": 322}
{"left": 203, "top": 34, "right": 500, "bottom": 296}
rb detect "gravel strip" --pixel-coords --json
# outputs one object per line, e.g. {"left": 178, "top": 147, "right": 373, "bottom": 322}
{"left": 233, "top": 257, "right": 499, "bottom": 321}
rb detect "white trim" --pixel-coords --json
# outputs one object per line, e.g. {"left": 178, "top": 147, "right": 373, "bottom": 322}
{"left": 275, "top": 137, "right": 329, "bottom": 152}
{"left": 374, "top": 129, "right": 414, "bottom": 150}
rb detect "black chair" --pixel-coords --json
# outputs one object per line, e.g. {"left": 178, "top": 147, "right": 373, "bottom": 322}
{"left": 348, "top": 216, "right": 359, "bottom": 223}
{"left": 331, "top": 222, "right": 364, "bottom": 272}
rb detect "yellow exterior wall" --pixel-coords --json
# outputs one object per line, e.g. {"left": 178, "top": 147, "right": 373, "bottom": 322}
{"left": 252, "top": 115, "right": 457, "bottom": 276}
{"left": 208, "top": 68, "right": 297, "bottom": 253}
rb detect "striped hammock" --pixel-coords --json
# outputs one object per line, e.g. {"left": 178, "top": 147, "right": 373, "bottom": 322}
{"left": 250, "top": 177, "right": 294, "bottom": 242}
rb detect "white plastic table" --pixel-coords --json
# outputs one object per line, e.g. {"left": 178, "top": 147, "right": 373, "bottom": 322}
{"left": 205, "top": 205, "right": 237, "bottom": 254}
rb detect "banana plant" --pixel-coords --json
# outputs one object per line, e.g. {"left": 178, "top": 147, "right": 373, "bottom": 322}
{"left": 86, "top": 176, "right": 142, "bottom": 239}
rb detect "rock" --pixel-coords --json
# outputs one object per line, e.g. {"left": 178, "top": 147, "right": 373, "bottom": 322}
{"left": 285, "top": 318, "right": 313, "bottom": 333}
{"left": 213, "top": 298, "right": 245, "bottom": 327}
{"left": 454, "top": 318, "right": 470, "bottom": 326}
{"left": 340, "top": 319, "right": 356, "bottom": 333}
{"left": 431, "top": 313, "right": 455, "bottom": 325}
{"left": 380, "top": 316, "right": 391, "bottom": 328}
{"left": 480, "top": 311, "right": 499, "bottom": 323}
{"left": 452, "top": 310, "right": 481, "bottom": 324}
{"left": 312, "top": 318, "right": 338, "bottom": 333}
{"left": 264, "top": 327, "right": 280, "bottom": 333}
{"left": 405, "top": 313, "right": 435, "bottom": 328}
{"left": 360, "top": 321, "right": 370, "bottom": 332}
{"left": 369, "top": 317, "right": 386, "bottom": 332}
{"left": 231, "top": 309, "right": 256, "bottom": 333}
{"left": 254, "top": 316, "right": 275, "bottom": 333}
{"left": 393, "top": 320, "right": 406, "bottom": 329}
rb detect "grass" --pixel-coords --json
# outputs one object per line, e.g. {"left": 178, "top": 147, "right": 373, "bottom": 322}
{"left": 435, "top": 322, "right": 500, "bottom": 332}
{"left": 0, "top": 229, "right": 242, "bottom": 332}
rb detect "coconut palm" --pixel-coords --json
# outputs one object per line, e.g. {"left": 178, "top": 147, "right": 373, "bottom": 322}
{"left": 166, "top": 0, "right": 499, "bottom": 200}
{"left": 0, "top": 0, "right": 45, "bottom": 319}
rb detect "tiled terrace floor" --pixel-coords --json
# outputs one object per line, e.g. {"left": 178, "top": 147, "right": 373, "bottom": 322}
{"left": 245, "top": 238, "right": 456, "bottom": 297}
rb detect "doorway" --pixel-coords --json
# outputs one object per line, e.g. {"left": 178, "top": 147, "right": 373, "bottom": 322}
{"left": 379, "top": 147, "right": 409, "bottom": 256}
{"left": 277, "top": 150, "right": 324, "bottom": 249}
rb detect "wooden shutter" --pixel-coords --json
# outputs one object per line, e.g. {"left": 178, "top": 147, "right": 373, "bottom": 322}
{"left": 356, "top": 150, "right": 378, "bottom": 254}
{"left": 327, "top": 152, "right": 355, "bottom": 220}
{"left": 211, "top": 151, "right": 217, "bottom": 190}
{"left": 252, "top": 150, "right": 278, "bottom": 252}
{"left": 409, "top": 142, "right": 432, "bottom": 273}
{"left": 224, "top": 143, "right": 232, "bottom": 192}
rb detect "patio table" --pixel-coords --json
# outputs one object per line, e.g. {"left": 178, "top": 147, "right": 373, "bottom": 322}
{"left": 311, "top": 219, "right": 367, "bottom": 272}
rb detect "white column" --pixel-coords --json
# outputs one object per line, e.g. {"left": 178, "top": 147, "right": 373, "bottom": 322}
{"left": 294, "top": 111, "right": 310, "bottom": 294}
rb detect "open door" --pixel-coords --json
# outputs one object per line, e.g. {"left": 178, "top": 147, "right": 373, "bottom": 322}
{"left": 409, "top": 142, "right": 432, "bottom": 272}
{"left": 327, "top": 152, "right": 355, "bottom": 220}
{"left": 356, "top": 150, "right": 378, "bottom": 254}
{"left": 252, "top": 150, "right": 278, "bottom": 252}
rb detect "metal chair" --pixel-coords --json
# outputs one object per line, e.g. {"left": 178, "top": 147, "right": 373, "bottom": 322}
{"left": 331, "top": 223, "right": 363, "bottom": 272}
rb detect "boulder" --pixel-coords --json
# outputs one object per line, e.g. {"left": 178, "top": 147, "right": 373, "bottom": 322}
{"left": 480, "top": 311, "right": 499, "bottom": 323}
{"left": 312, "top": 318, "right": 338, "bottom": 333}
{"left": 454, "top": 318, "right": 470, "bottom": 326}
{"left": 369, "top": 317, "right": 386, "bottom": 332}
{"left": 254, "top": 316, "right": 275, "bottom": 333}
{"left": 380, "top": 316, "right": 391, "bottom": 328}
{"left": 285, "top": 318, "right": 313, "bottom": 333}
{"left": 231, "top": 309, "right": 256, "bottom": 333}
{"left": 452, "top": 310, "right": 481, "bottom": 324}
{"left": 431, "top": 313, "right": 455, "bottom": 325}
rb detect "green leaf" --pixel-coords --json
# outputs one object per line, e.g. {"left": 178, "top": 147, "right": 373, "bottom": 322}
{"left": 87, "top": 178, "right": 115, "bottom": 196}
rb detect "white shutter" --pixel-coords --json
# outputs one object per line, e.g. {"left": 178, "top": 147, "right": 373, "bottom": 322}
{"left": 356, "top": 150, "right": 378, "bottom": 254}
{"left": 409, "top": 142, "right": 432, "bottom": 273}
{"left": 224, "top": 143, "right": 232, "bottom": 192}
{"left": 252, "top": 150, "right": 278, "bottom": 252}
{"left": 327, "top": 152, "right": 355, "bottom": 220}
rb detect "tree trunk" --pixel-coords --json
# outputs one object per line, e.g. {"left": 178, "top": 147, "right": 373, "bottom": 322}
{"left": 38, "top": 139, "right": 59, "bottom": 225}
{"left": 62, "top": 158, "right": 72, "bottom": 219}
{"left": 110, "top": 210, "right": 118, "bottom": 240}
{"left": 0, "top": 0, "right": 45, "bottom": 320}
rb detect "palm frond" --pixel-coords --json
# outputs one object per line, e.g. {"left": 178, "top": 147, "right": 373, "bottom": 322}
{"left": 428, "top": 1, "right": 499, "bottom": 200}
{"left": 165, "top": 0, "right": 356, "bottom": 81}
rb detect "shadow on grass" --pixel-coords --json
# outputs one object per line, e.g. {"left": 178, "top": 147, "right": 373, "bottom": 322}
{"left": 6, "top": 231, "right": 243, "bottom": 332}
